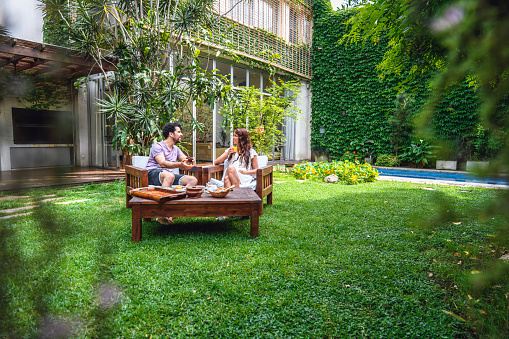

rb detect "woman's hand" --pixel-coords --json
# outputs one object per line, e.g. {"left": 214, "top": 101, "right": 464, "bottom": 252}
{"left": 238, "top": 169, "right": 247, "bottom": 175}
{"left": 226, "top": 147, "right": 236, "bottom": 155}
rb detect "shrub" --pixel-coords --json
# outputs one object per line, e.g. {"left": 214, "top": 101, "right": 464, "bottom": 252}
{"left": 291, "top": 161, "right": 379, "bottom": 184}
{"left": 375, "top": 154, "right": 399, "bottom": 167}
{"left": 400, "top": 140, "right": 436, "bottom": 168}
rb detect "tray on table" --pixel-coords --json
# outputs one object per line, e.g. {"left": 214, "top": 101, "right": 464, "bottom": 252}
{"left": 129, "top": 187, "right": 186, "bottom": 203}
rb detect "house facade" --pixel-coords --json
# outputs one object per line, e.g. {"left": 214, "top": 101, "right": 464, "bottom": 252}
{"left": 0, "top": 0, "right": 312, "bottom": 171}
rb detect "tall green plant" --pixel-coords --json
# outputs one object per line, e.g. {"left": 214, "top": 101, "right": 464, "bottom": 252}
{"left": 220, "top": 80, "right": 301, "bottom": 155}
{"left": 389, "top": 93, "right": 413, "bottom": 157}
{"left": 42, "top": 0, "right": 233, "bottom": 154}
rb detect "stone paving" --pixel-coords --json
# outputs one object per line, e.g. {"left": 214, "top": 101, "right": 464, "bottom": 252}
{"left": 377, "top": 175, "right": 509, "bottom": 189}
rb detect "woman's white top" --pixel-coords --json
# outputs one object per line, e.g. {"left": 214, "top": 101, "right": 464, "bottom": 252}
{"left": 228, "top": 148, "right": 258, "bottom": 186}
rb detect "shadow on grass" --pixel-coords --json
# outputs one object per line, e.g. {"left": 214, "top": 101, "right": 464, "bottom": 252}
{"left": 143, "top": 217, "right": 251, "bottom": 239}
{"left": 140, "top": 204, "right": 276, "bottom": 240}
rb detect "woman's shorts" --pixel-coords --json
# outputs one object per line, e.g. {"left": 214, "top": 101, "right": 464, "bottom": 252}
{"left": 148, "top": 168, "right": 185, "bottom": 186}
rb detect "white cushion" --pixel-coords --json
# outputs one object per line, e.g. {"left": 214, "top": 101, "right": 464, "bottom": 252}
{"left": 132, "top": 156, "right": 149, "bottom": 168}
{"left": 258, "top": 155, "right": 268, "bottom": 168}
{"left": 132, "top": 155, "right": 178, "bottom": 174}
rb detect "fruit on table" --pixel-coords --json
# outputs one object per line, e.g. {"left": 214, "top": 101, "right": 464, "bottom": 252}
{"left": 175, "top": 186, "right": 183, "bottom": 189}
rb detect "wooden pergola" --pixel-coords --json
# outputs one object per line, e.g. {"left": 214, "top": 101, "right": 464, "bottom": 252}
{"left": 0, "top": 35, "right": 111, "bottom": 77}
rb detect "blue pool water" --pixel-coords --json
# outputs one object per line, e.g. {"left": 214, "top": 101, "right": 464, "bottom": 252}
{"left": 376, "top": 167, "right": 508, "bottom": 186}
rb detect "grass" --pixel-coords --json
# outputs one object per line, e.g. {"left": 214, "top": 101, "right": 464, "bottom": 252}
{"left": 0, "top": 175, "right": 508, "bottom": 338}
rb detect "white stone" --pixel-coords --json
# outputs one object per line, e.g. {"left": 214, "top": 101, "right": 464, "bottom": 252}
{"left": 324, "top": 174, "right": 338, "bottom": 183}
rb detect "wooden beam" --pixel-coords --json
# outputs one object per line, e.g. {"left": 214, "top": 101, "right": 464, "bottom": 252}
{"left": 0, "top": 42, "right": 99, "bottom": 68}
{"left": 15, "top": 58, "right": 46, "bottom": 72}
{"left": 32, "top": 64, "right": 102, "bottom": 78}
{"left": 0, "top": 55, "right": 25, "bottom": 67}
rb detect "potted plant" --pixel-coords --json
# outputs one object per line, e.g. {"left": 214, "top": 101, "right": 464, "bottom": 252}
{"left": 312, "top": 146, "right": 329, "bottom": 162}
{"left": 466, "top": 125, "right": 498, "bottom": 171}
{"left": 436, "top": 159, "right": 458, "bottom": 170}
{"left": 434, "top": 140, "right": 458, "bottom": 170}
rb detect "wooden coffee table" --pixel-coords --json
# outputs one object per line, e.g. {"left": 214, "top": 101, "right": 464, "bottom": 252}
{"left": 129, "top": 188, "right": 262, "bottom": 241}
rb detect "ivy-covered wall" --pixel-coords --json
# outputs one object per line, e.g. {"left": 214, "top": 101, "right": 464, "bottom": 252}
{"left": 311, "top": 0, "right": 488, "bottom": 162}
{"left": 42, "top": 14, "right": 71, "bottom": 47}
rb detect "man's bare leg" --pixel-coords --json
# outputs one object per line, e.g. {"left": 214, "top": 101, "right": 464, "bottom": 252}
{"left": 158, "top": 171, "right": 175, "bottom": 224}
{"left": 179, "top": 175, "right": 198, "bottom": 187}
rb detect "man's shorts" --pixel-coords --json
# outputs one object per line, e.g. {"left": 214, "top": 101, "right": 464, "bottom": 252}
{"left": 148, "top": 168, "right": 185, "bottom": 186}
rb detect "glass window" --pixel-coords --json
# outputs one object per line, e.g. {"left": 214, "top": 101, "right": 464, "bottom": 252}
{"left": 249, "top": 71, "right": 261, "bottom": 88}
{"left": 214, "top": 60, "right": 231, "bottom": 78}
{"left": 12, "top": 108, "right": 73, "bottom": 144}
{"left": 262, "top": 73, "right": 273, "bottom": 92}
{"left": 198, "top": 56, "right": 215, "bottom": 73}
{"left": 232, "top": 65, "right": 247, "bottom": 87}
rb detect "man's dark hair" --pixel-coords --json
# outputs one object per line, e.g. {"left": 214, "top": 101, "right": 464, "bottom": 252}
{"left": 163, "top": 122, "right": 181, "bottom": 139}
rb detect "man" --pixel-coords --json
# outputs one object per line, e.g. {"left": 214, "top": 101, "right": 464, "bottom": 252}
{"left": 146, "top": 122, "right": 198, "bottom": 224}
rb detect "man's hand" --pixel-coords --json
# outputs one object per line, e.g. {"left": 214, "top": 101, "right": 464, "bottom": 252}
{"left": 184, "top": 157, "right": 195, "bottom": 165}
{"left": 180, "top": 161, "right": 194, "bottom": 170}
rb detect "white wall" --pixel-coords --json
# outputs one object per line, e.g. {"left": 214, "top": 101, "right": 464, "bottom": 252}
{"left": 0, "top": 97, "right": 74, "bottom": 171}
{"left": 0, "top": 0, "right": 43, "bottom": 42}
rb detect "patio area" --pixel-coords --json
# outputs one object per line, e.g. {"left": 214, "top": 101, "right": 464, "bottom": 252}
{"left": 0, "top": 167, "right": 125, "bottom": 192}
{"left": 0, "top": 160, "right": 302, "bottom": 192}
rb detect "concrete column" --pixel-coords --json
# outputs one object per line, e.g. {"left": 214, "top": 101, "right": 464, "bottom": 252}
{"left": 76, "top": 86, "right": 89, "bottom": 167}
{"left": 0, "top": 97, "right": 13, "bottom": 171}
{"left": 294, "top": 81, "right": 311, "bottom": 160}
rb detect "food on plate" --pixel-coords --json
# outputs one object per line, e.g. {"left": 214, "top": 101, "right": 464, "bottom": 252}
{"left": 175, "top": 186, "right": 183, "bottom": 190}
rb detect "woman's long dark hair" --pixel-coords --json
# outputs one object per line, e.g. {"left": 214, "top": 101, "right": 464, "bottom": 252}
{"left": 228, "top": 128, "right": 252, "bottom": 167}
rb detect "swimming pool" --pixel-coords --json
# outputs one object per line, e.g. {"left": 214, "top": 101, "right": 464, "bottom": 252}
{"left": 376, "top": 167, "right": 508, "bottom": 186}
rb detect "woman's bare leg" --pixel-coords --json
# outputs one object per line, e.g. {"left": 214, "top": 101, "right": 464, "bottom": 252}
{"left": 224, "top": 175, "right": 231, "bottom": 188}
{"left": 225, "top": 166, "right": 240, "bottom": 187}
{"left": 216, "top": 166, "right": 239, "bottom": 221}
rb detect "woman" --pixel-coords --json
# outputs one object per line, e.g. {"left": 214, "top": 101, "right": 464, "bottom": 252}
{"left": 214, "top": 128, "right": 259, "bottom": 188}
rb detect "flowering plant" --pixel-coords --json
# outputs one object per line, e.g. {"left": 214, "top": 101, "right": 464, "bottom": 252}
{"left": 291, "top": 161, "right": 378, "bottom": 184}
{"left": 341, "top": 151, "right": 359, "bottom": 164}
{"left": 274, "top": 164, "right": 290, "bottom": 173}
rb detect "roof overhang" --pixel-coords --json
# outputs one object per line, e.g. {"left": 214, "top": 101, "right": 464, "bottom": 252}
{"left": 0, "top": 35, "right": 113, "bottom": 78}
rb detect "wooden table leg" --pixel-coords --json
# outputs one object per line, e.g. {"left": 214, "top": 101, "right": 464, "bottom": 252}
{"left": 132, "top": 205, "right": 142, "bottom": 242}
{"left": 250, "top": 212, "right": 259, "bottom": 238}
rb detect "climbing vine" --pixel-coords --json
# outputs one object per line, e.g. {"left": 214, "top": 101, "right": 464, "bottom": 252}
{"left": 0, "top": 70, "right": 70, "bottom": 110}
{"left": 311, "top": 0, "right": 502, "bottom": 164}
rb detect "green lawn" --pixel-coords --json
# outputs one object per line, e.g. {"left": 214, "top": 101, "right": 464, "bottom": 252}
{"left": 0, "top": 176, "right": 507, "bottom": 338}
